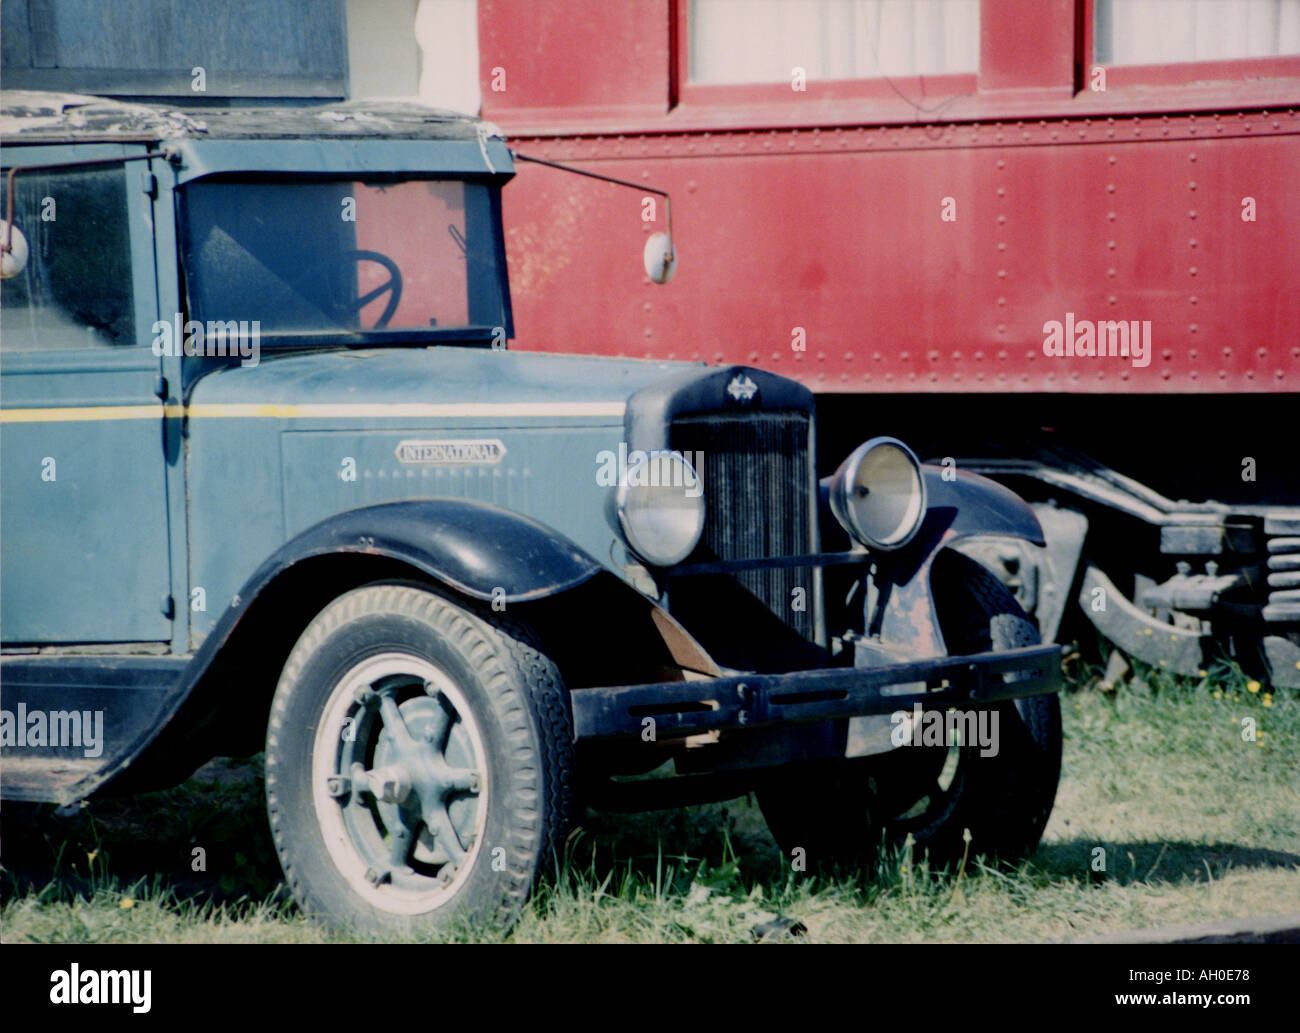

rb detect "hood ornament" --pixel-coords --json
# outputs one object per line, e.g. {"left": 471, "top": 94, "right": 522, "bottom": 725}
{"left": 727, "top": 373, "right": 758, "bottom": 403}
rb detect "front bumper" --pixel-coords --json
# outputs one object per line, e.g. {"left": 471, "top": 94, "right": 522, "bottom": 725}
{"left": 572, "top": 643, "right": 1063, "bottom": 741}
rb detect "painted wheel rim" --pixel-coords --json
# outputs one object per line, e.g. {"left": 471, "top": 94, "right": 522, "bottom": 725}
{"left": 312, "top": 652, "right": 488, "bottom": 914}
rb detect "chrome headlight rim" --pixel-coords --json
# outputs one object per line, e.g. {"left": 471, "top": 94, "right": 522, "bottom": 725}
{"left": 611, "top": 449, "right": 706, "bottom": 568}
{"left": 829, "top": 436, "right": 927, "bottom": 551}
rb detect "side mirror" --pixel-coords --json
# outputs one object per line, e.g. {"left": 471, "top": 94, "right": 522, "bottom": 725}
{"left": 1, "top": 225, "right": 29, "bottom": 279}
{"left": 643, "top": 231, "right": 676, "bottom": 285}
{"left": 511, "top": 150, "right": 680, "bottom": 287}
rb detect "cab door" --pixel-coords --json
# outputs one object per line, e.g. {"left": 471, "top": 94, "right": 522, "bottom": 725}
{"left": 0, "top": 145, "right": 173, "bottom": 643}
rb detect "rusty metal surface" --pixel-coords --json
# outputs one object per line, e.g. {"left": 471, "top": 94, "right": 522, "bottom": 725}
{"left": 571, "top": 643, "right": 1062, "bottom": 742}
{"left": 1077, "top": 562, "right": 1207, "bottom": 675}
{"left": 0, "top": 91, "right": 491, "bottom": 143}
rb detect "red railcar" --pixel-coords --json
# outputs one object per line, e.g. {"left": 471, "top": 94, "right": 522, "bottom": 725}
{"left": 480, "top": 0, "right": 1300, "bottom": 687}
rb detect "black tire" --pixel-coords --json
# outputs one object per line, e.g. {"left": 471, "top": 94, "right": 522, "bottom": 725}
{"left": 265, "top": 583, "right": 574, "bottom": 936}
{"left": 759, "top": 549, "right": 1062, "bottom": 871}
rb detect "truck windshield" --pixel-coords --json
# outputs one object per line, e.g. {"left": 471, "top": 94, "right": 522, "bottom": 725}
{"left": 179, "top": 176, "right": 509, "bottom": 342}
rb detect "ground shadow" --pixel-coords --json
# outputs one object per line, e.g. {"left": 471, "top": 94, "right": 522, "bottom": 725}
{"left": 1, "top": 756, "right": 283, "bottom": 908}
{"left": 1033, "top": 839, "right": 1300, "bottom": 886}
{"left": 8, "top": 755, "right": 1294, "bottom": 914}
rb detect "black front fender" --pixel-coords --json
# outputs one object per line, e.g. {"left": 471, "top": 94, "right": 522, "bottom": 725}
{"left": 249, "top": 498, "right": 604, "bottom": 607}
{"left": 190, "top": 499, "right": 603, "bottom": 721}
{"left": 917, "top": 464, "right": 1045, "bottom": 550}
{"left": 873, "top": 466, "right": 1044, "bottom": 658}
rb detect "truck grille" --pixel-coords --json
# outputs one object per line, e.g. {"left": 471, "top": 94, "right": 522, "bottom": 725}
{"left": 669, "top": 410, "right": 815, "bottom": 640}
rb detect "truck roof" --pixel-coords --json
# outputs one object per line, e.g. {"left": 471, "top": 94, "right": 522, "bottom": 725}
{"left": 0, "top": 90, "right": 495, "bottom": 145}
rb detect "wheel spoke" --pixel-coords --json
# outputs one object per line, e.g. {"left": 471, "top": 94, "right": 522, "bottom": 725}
{"left": 377, "top": 693, "right": 418, "bottom": 752}
{"left": 442, "top": 767, "right": 480, "bottom": 795}
{"left": 388, "top": 823, "right": 414, "bottom": 868}
{"left": 356, "top": 280, "right": 393, "bottom": 310}
{"left": 426, "top": 806, "right": 466, "bottom": 863}
{"left": 423, "top": 698, "right": 451, "bottom": 752}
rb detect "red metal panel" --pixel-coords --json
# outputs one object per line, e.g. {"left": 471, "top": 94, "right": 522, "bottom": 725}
{"left": 485, "top": 1, "right": 1300, "bottom": 395}
{"left": 479, "top": 0, "right": 670, "bottom": 120}
{"left": 979, "top": 0, "right": 1076, "bottom": 94}
{"left": 503, "top": 113, "right": 1299, "bottom": 394}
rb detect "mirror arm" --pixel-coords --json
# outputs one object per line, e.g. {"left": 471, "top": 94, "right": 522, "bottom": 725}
{"left": 509, "top": 150, "right": 673, "bottom": 263}
{"left": 2, "top": 151, "right": 168, "bottom": 256}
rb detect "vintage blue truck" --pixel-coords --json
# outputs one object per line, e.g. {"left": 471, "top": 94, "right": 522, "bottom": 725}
{"left": 0, "top": 91, "right": 1062, "bottom": 935}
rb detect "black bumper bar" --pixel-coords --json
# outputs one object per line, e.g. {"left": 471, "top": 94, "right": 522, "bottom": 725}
{"left": 572, "top": 644, "right": 1063, "bottom": 741}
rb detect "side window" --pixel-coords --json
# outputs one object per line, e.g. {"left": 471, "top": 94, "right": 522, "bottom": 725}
{"left": 0, "top": 165, "right": 136, "bottom": 351}
{"left": 688, "top": 0, "right": 979, "bottom": 84}
{"left": 1096, "top": 0, "right": 1300, "bottom": 65}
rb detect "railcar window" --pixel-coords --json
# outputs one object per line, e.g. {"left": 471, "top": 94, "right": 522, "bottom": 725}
{"left": 0, "top": 166, "right": 136, "bottom": 351}
{"left": 688, "top": 0, "right": 978, "bottom": 84}
{"left": 1096, "top": 0, "right": 1300, "bottom": 64}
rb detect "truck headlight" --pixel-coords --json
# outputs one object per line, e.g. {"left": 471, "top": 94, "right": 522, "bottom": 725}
{"left": 829, "top": 437, "right": 926, "bottom": 550}
{"left": 609, "top": 450, "right": 705, "bottom": 567}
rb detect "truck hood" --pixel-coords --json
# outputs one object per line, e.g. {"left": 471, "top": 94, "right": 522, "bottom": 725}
{"left": 186, "top": 346, "right": 689, "bottom": 414}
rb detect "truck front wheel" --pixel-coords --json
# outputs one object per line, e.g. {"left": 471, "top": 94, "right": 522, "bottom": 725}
{"left": 758, "top": 550, "right": 1062, "bottom": 873}
{"left": 265, "top": 583, "right": 574, "bottom": 936}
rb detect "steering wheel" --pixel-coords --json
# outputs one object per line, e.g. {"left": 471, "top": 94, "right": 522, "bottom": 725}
{"left": 348, "top": 249, "right": 403, "bottom": 328}
{"left": 292, "top": 248, "right": 404, "bottom": 329}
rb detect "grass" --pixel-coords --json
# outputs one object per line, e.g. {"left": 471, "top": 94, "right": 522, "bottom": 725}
{"left": 2, "top": 658, "right": 1297, "bottom": 943}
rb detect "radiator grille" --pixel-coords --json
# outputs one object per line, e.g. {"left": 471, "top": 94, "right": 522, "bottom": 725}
{"left": 669, "top": 410, "right": 815, "bottom": 639}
